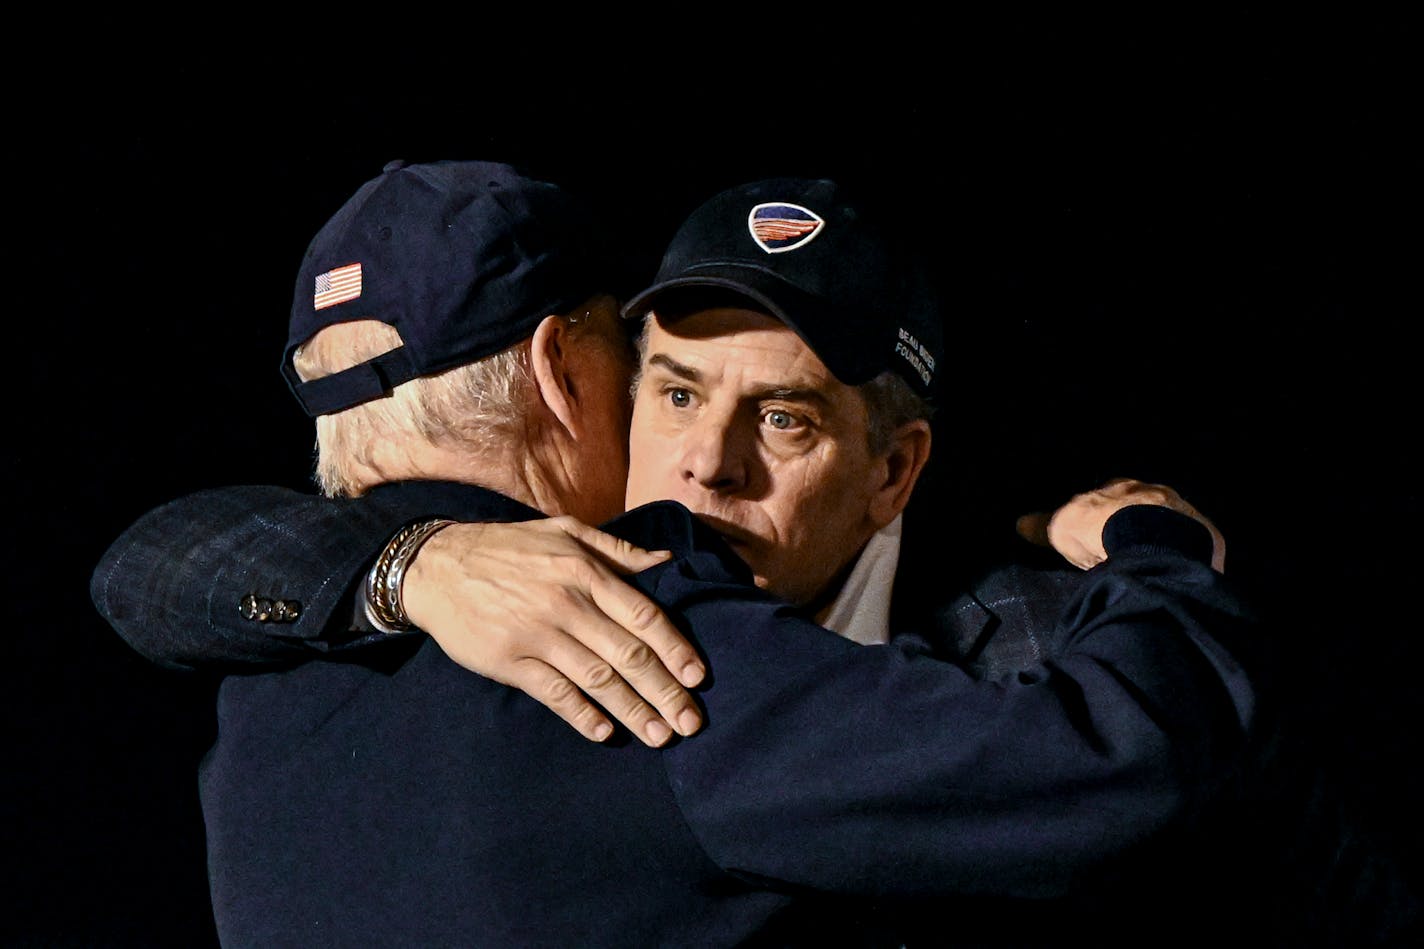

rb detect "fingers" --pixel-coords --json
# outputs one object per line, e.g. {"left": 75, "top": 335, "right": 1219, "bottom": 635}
{"left": 1016, "top": 512, "right": 1052, "bottom": 547}
{"left": 1019, "top": 505, "right": 1106, "bottom": 566}
{"left": 506, "top": 660, "right": 616, "bottom": 744}
{"left": 551, "top": 516, "right": 672, "bottom": 575}
{"left": 1099, "top": 479, "right": 1226, "bottom": 571}
{"left": 522, "top": 624, "right": 694, "bottom": 747}
{"left": 402, "top": 515, "right": 706, "bottom": 746}
{"left": 1101, "top": 478, "right": 1172, "bottom": 506}
{"left": 552, "top": 514, "right": 706, "bottom": 689}
{"left": 567, "top": 570, "right": 705, "bottom": 737}
{"left": 1027, "top": 478, "right": 1228, "bottom": 573}
{"left": 586, "top": 569, "right": 704, "bottom": 688}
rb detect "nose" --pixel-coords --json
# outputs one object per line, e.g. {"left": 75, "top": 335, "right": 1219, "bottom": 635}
{"left": 679, "top": 408, "right": 750, "bottom": 493}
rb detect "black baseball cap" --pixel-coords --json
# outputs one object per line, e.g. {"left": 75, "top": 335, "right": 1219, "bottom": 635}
{"left": 283, "top": 159, "right": 602, "bottom": 416}
{"left": 622, "top": 177, "right": 942, "bottom": 401}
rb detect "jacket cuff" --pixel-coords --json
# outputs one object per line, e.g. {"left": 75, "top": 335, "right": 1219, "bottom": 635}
{"left": 1102, "top": 504, "right": 1214, "bottom": 565}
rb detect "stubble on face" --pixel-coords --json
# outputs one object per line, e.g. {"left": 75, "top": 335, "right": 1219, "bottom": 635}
{"left": 624, "top": 308, "right": 886, "bottom": 607}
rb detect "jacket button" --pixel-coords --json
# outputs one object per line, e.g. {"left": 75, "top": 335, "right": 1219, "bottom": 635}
{"left": 239, "top": 595, "right": 273, "bottom": 621}
{"left": 273, "top": 600, "right": 301, "bottom": 623}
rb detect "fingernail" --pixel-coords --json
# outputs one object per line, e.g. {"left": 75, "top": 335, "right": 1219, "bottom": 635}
{"left": 677, "top": 709, "right": 701, "bottom": 736}
{"left": 680, "top": 662, "right": 705, "bottom": 686}
{"left": 593, "top": 722, "right": 613, "bottom": 742}
{"left": 645, "top": 720, "right": 672, "bottom": 745}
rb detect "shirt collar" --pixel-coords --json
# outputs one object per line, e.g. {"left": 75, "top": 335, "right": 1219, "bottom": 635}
{"left": 819, "top": 515, "right": 902, "bottom": 646}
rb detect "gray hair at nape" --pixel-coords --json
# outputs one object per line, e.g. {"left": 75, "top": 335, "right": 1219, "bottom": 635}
{"left": 293, "top": 320, "right": 533, "bottom": 498}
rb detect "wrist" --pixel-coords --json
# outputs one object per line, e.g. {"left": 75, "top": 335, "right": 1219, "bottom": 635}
{"left": 364, "top": 518, "right": 456, "bottom": 634}
{"left": 401, "top": 522, "right": 474, "bottom": 631}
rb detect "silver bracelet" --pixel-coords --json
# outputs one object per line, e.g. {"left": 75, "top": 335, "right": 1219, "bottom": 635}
{"left": 364, "top": 518, "right": 455, "bottom": 634}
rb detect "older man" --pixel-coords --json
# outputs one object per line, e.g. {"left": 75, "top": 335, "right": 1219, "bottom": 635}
{"left": 92, "top": 162, "right": 1255, "bottom": 946}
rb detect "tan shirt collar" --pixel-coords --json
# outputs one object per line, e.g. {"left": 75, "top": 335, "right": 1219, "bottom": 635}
{"left": 820, "top": 514, "right": 902, "bottom": 646}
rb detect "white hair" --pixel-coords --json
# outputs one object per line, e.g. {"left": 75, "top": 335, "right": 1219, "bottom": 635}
{"left": 293, "top": 321, "right": 532, "bottom": 497}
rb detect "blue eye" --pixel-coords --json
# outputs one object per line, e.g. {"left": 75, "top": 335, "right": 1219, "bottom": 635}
{"left": 669, "top": 389, "right": 692, "bottom": 408}
{"left": 765, "top": 410, "right": 794, "bottom": 430}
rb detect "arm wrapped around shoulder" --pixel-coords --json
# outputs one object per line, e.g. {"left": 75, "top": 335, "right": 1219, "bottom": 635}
{"left": 89, "top": 484, "right": 447, "bottom": 670}
{"left": 657, "top": 501, "right": 1259, "bottom": 901}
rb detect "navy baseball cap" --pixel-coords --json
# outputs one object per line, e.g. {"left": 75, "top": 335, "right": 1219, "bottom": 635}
{"left": 283, "top": 159, "right": 602, "bottom": 416}
{"left": 622, "top": 177, "right": 943, "bottom": 401}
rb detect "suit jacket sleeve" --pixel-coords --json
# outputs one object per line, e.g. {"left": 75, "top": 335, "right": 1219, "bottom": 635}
{"left": 88, "top": 483, "right": 509, "bottom": 671}
{"left": 648, "top": 504, "right": 1258, "bottom": 901}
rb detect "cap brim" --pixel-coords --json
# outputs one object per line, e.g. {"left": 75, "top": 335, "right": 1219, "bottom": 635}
{"left": 621, "top": 265, "right": 881, "bottom": 387}
{"left": 626, "top": 262, "right": 888, "bottom": 384}
{"left": 621, "top": 271, "right": 790, "bottom": 325}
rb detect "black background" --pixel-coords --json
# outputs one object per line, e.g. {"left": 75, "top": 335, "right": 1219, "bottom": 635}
{"left": 10, "top": 21, "right": 1418, "bottom": 946}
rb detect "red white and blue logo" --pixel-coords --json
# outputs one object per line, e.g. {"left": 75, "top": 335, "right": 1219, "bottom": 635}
{"left": 748, "top": 203, "right": 824, "bottom": 254}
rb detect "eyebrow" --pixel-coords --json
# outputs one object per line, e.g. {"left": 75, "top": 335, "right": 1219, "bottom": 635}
{"left": 646, "top": 353, "right": 701, "bottom": 383}
{"left": 645, "top": 354, "right": 831, "bottom": 407}
{"left": 752, "top": 385, "right": 831, "bottom": 408}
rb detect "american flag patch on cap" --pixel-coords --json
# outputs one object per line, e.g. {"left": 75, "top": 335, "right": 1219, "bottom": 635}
{"left": 314, "top": 262, "right": 362, "bottom": 310}
{"left": 748, "top": 203, "right": 824, "bottom": 254}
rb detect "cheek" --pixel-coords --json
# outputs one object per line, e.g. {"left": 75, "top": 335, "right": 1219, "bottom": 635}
{"left": 771, "top": 457, "right": 875, "bottom": 546}
{"left": 780, "top": 448, "right": 863, "bottom": 516}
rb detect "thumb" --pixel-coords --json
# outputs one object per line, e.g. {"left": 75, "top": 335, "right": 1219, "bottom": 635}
{"left": 1016, "top": 512, "right": 1053, "bottom": 547}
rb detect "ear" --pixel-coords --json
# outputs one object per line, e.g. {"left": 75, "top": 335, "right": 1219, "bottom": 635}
{"left": 867, "top": 420, "right": 932, "bottom": 529}
{"left": 529, "top": 314, "right": 580, "bottom": 437}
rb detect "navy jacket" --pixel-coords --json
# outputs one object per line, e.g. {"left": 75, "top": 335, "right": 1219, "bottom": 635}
{"left": 93, "top": 481, "right": 1258, "bottom": 947}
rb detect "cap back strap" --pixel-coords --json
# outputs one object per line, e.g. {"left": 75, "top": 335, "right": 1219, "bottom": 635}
{"left": 283, "top": 346, "right": 420, "bottom": 417}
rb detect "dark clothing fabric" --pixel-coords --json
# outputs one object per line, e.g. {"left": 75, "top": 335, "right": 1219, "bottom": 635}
{"left": 89, "top": 481, "right": 511, "bottom": 672}
{"left": 93, "top": 481, "right": 1259, "bottom": 947}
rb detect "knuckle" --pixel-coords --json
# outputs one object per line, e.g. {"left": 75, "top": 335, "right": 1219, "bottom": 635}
{"left": 621, "top": 597, "right": 664, "bottom": 634}
{"left": 568, "top": 558, "right": 603, "bottom": 587}
{"left": 548, "top": 515, "right": 581, "bottom": 539}
{"left": 541, "top": 675, "right": 582, "bottom": 708}
{"left": 656, "top": 681, "right": 690, "bottom": 707}
{"left": 547, "top": 587, "right": 588, "bottom": 614}
{"left": 582, "top": 661, "right": 622, "bottom": 693}
{"left": 615, "top": 639, "right": 659, "bottom": 673}
{"left": 567, "top": 702, "right": 604, "bottom": 728}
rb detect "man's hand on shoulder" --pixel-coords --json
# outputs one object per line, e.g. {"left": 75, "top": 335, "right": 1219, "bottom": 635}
{"left": 401, "top": 517, "right": 706, "bottom": 748}
{"left": 1017, "top": 478, "right": 1227, "bottom": 572}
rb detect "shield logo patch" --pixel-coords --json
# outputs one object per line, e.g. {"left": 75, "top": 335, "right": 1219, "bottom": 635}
{"left": 748, "top": 203, "right": 825, "bottom": 254}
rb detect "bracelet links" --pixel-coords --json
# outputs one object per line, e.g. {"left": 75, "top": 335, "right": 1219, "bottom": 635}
{"left": 364, "top": 518, "right": 456, "bottom": 634}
